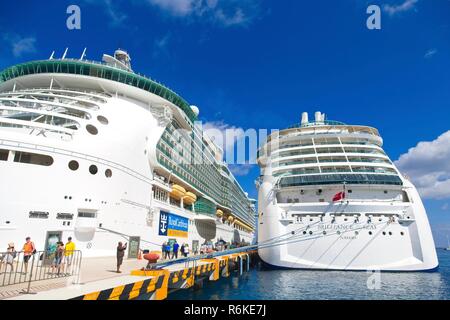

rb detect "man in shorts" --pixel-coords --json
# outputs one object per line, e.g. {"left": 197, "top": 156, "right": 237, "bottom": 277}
{"left": 22, "top": 237, "right": 35, "bottom": 274}
{"left": 63, "top": 237, "right": 76, "bottom": 274}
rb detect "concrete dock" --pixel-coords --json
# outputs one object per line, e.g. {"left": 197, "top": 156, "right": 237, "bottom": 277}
{"left": 2, "top": 249, "right": 257, "bottom": 300}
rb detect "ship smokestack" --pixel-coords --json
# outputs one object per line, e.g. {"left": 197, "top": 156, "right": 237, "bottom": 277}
{"left": 315, "top": 111, "right": 322, "bottom": 123}
{"left": 301, "top": 112, "right": 309, "bottom": 125}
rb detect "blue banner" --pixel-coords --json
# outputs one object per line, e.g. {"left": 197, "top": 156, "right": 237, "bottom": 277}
{"left": 159, "top": 211, "right": 189, "bottom": 238}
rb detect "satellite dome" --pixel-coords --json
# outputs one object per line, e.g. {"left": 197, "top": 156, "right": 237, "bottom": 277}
{"left": 190, "top": 105, "right": 199, "bottom": 116}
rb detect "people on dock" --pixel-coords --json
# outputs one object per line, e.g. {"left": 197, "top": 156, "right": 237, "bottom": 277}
{"left": 116, "top": 242, "right": 127, "bottom": 273}
{"left": 0, "top": 243, "right": 17, "bottom": 273}
{"left": 163, "top": 242, "right": 171, "bottom": 260}
{"left": 51, "top": 241, "right": 64, "bottom": 275}
{"left": 172, "top": 241, "right": 179, "bottom": 259}
{"left": 22, "top": 237, "right": 36, "bottom": 274}
{"left": 63, "top": 237, "right": 76, "bottom": 274}
{"left": 180, "top": 243, "right": 189, "bottom": 257}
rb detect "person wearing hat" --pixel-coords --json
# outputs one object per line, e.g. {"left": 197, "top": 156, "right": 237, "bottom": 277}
{"left": 0, "top": 243, "right": 17, "bottom": 273}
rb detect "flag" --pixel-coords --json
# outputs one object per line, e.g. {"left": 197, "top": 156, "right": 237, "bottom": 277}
{"left": 332, "top": 191, "right": 345, "bottom": 202}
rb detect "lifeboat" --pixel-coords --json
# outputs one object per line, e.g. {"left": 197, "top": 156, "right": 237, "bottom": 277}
{"left": 170, "top": 184, "right": 186, "bottom": 200}
{"left": 227, "top": 215, "right": 234, "bottom": 222}
{"left": 183, "top": 191, "right": 197, "bottom": 205}
{"left": 216, "top": 209, "right": 223, "bottom": 217}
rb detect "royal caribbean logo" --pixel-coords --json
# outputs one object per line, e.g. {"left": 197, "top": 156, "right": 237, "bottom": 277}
{"left": 159, "top": 211, "right": 189, "bottom": 238}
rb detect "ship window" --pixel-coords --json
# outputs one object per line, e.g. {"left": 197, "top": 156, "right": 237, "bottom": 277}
{"left": 97, "top": 115, "right": 109, "bottom": 125}
{"left": 369, "top": 231, "right": 373, "bottom": 235}
{"left": 400, "top": 232, "right": 404, "bottom": 236}
{"left": 29, "top": 211, "right": 49, "bottom": 219}
{"left": 303, "top": 231, "right": 307, "bottom": 235}
{"left": 309, "top": 231, "right": 313, "bottom": 235}
{"left": 0, "top": 149, "right": 8, "bottom": 161}
{"left": 68, "top": 160, "right": 79, "bottom": 171}
{"left": 388, "top": 231, "right": 392, "bottom": 236}
{"left": 89, "top": 165, "right": 98, "bottom": 175}
{"left": 57, "top": 213, "right": 74, "bottom": 220}
{"left": 78, "top": 211, "right": 96, "bottom": 218}
{"left": 14, "top": 151, "right": 53, "bottom": 166}
{"left": 86, "top": 124, "right": 98, "bottom": 135}
{"left": 105, "top": 169, "right": 112, "bottom": 178}
{"left": 382, "top": 231, "right": 386, "bottom": 235}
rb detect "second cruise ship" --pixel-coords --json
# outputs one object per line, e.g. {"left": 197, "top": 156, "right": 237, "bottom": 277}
{"left": 257, "top": 111, "right": 438, "bottom": 271}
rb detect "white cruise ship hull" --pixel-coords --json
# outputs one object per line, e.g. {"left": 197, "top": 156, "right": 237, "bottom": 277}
{"left": 0, "top": 55, "right": 255, "bottom": 257}
{"left": 258, "top": 179, "right": 438, "bottom": 271}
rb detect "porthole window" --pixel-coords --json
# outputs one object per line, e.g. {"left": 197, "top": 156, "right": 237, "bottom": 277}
{"left": 309, "top": 231, "right": 313, "bottom": 235}
{"left": 89, "top": 165, "right": 98, "bottom": 175}
{"left": 400, "top": 232, "right": 404, "bottom": 236}
{"left": 86, "top": 124, "right": 98, "bottom": 135}
{"left": 291, "top": 231, "right": 295, "bottom": 235}
{"left": 323, "top": 231, "right": 326, "bottom": 235}
{"left": 337, "top": 231, "right": 341, "bottom": 235}
{"left": 369, "top": 231, "right": 373, "bottom": 235}
{"left": 303, "top": 231, "right": 307, "bottom": 235}
{"left": 388, "top": 231, "right": 392, "bottom": 236}
{"left": 97, "top": 115, "right": 109, "bottom": 125}
{"left": 105, "top": 169, "right": 112, "bottom": 178}
{"left": 355, "top": 231, "right": 359, "bottom": 235}
{"left": 68, "top": 160, "right": 79, "bottom": 171}
{"left": 382, "top": 231, "right": 386, "bottom": 235}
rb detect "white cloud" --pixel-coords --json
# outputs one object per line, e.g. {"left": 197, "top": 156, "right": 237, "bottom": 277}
{"left": 424, "top": 48, "right": 437, "bottom": 59}
{"left": 395, "top": 131, "right": 450, "bottom": 199}
{"left": 147, "top": 0, "right": 259, "bottom": 27}
{"left": 384, "top": 0, "right": 418, "bottom": 16}
{"left": 202, "top": 120, "right": 245, "bottom": 155}
{"left": 147, "top": 0, "right": 198, "bottom": 16}
{"left": 3, "top": 34, "right": 36, "bottom": 57}
{"left": 83, "top": 0, "right": 127, "bottom": 26}
{"left": 153, "top": 33, "right": 171, "bottom": 58}
{"left": 229, "top": 164, "right": 255, "bottom": 176}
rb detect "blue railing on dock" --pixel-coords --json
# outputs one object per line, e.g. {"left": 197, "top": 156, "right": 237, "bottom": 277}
{"left": 147, "top": 245, "right": 258, "bottom": 269}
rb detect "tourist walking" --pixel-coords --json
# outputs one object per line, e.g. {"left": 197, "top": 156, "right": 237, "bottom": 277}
{"left": 63, "top": 237, "right": 76, "bottom": 274}
{"left": 172, "top": 241, "right": 179, "bottom": 259}
{"left": 0, "top": 243, "right": 17, "bottom": 273}
{"left": 164, "top": 242, "right": 171, "bottom": 260}
{"left": 22, "top": 237, "right": 36, "bottom": 274}
{"left": 116, "top": 242, "right": 127, "bottom": 273}
{"left": 51, "top": 242, "right": 64, "bottom": 275}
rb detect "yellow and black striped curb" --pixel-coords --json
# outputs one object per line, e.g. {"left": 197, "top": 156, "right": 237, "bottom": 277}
{"left": 69, "top": 251, "right": 258, "bottom": 300}
{"left": 70, "top": 270, "right": 169, "bottom": 300}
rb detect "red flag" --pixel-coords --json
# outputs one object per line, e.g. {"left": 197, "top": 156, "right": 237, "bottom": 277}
{"left": 332, "top": 191, "right": 345, "bottom": 202}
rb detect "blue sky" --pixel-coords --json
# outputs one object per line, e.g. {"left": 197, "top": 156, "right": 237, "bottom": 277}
{"left": 1, "top": 0, "right": 450, "bottom": 246}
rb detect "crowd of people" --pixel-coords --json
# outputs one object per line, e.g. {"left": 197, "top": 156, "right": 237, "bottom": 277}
{"left": 2, "top": 236, "right": 251, "bottom": 275}
{"left": 0, "top": 236, "right": 76, "bottom": 275}
{"left": 161, "top": 240, "right": 190, "bottom": 260}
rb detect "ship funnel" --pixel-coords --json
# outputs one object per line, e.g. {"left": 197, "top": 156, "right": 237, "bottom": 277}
{"left": 315, "top": 111, "right": 322, "bottom": 122}
{"left": 301, "top": 112, "right": 309, "bottom": 125}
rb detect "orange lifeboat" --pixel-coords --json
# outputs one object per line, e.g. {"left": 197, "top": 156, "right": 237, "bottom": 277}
{"left": 183, "top": 191, "right": 197, "bottom": 205}
{"left": 170, "top": 184, "right": 186, "bottom": 200}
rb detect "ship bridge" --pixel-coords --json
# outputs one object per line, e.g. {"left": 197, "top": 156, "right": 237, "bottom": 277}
{"left": 257, "top": 111, "right": 402, "bottom": 188}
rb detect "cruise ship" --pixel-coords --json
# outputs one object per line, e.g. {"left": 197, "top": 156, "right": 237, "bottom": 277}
{"left": 0, "top": 49, "right": 255, "bottom": 257}
{"left": 256, "top": 111, "right": 438, "bottom": 271}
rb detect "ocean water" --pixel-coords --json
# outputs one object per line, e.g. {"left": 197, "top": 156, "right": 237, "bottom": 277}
{"left": 169, "top": 250, "right": 450, "bottom": 300}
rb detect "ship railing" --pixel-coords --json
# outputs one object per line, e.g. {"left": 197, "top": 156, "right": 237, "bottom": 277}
{"left": 0, "top": 250, "right": 82, "bottom": 292}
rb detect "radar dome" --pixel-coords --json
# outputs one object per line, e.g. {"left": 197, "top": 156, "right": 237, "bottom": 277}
{"left": 190, "top": 105, "right": 200, "bottom": 117}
